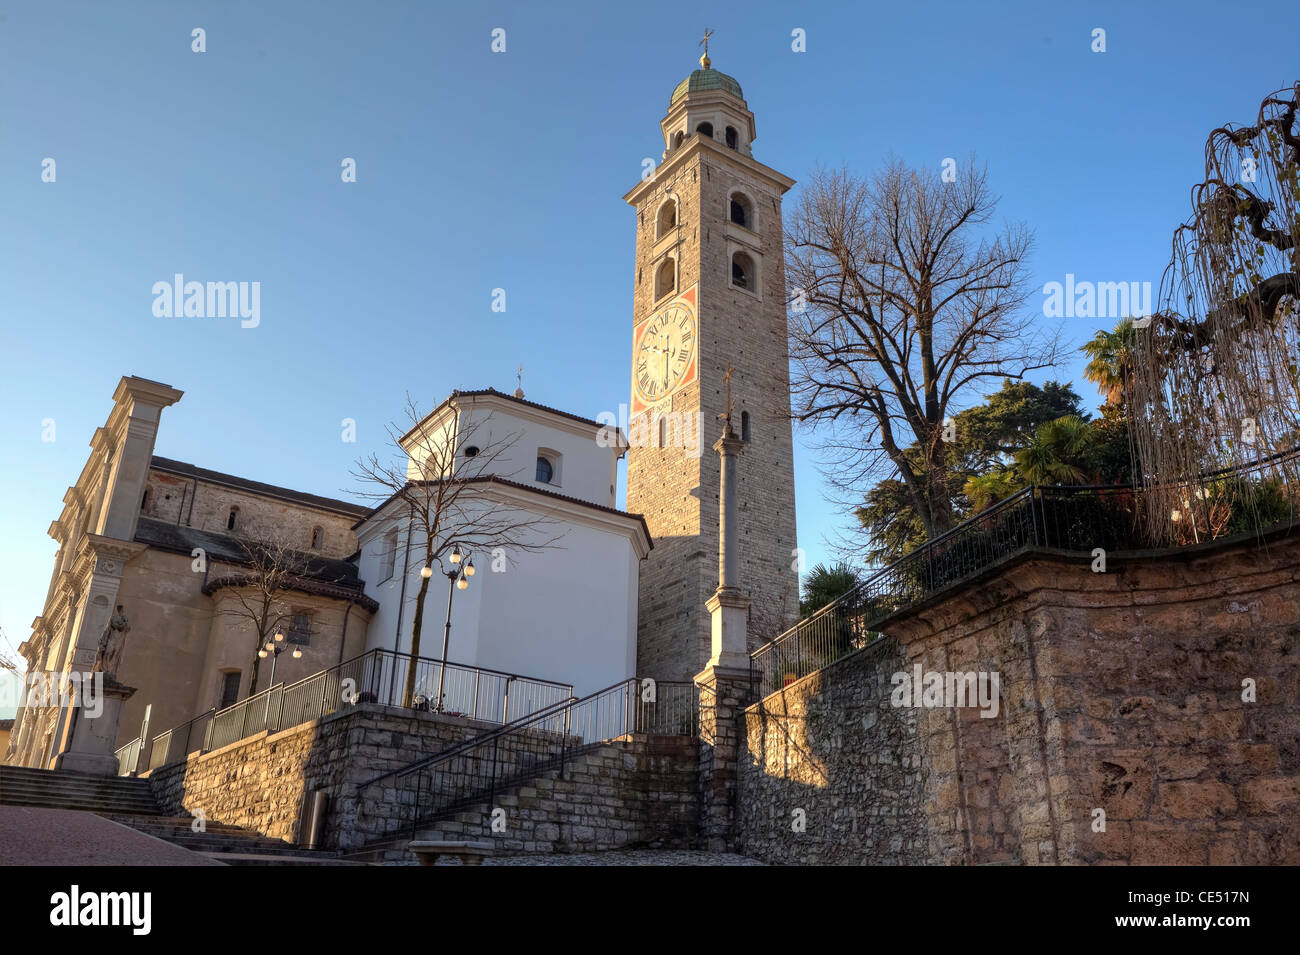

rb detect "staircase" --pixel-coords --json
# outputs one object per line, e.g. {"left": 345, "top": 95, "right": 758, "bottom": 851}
{"left": 0, "top": 765, "right": 161, "bottom": 815}
{"left": 93, "top": 813, "right": 367, "bottom": 866}
{"left": 0, "top": 765, "right": 365, "bottom": 865}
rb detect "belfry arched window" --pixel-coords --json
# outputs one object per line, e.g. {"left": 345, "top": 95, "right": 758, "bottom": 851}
{"left": 731, "top": 252, "right": 753, "bottom": 290}
{"left": 656, "top": 199, "right": 677, "bottom": 239}
{"left": 655, "top": 258, "right": 676, "bottom": 300}
{"left": 695, "top": 121, "right": 713, "bottom": 140}
{"left": 730, "top": 192, "right": 753, "bottom": 229}
{"left": 725, "top": 126, "right": 738, "bottom": 149}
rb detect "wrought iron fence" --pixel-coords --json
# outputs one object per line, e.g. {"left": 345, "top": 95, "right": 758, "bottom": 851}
{"left": 360, "top": 677, "right": 698, "bottom": 838}
{"left": 140, "top": 649, "right": 572, "bottom": 771}
{"left": 752, "top": 447, "right": 1300, "bottom": 699}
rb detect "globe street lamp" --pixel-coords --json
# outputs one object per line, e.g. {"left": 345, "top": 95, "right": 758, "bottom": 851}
{"left": 431, "top": 544, "right": 475, "bottom": 712}
{"left": 258, "top": 630, "right": 302, "bottom": 689}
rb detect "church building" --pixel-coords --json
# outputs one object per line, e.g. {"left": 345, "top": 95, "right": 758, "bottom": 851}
{"left": 4, "top": 51, "right": 799, "bottom": 770}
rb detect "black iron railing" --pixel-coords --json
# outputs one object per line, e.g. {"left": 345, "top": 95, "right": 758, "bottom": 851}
{"left": 141, "top": 649, "right": 573, "bottom": 770}
{"left": 752, "top": 447, "right": 1300, "bottom": 699}
{"left": 360, "top": 677, "right": 698, "bottom": 839}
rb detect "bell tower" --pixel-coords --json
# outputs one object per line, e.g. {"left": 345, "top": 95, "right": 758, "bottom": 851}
{"left": 624, "top": 46, "right": 799, "bottom": 681}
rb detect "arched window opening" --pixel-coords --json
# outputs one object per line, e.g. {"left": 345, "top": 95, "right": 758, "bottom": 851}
{"left": 725, "top": 126, "right": 738, "bottom": 149}
{"left": 536, "top": 456, "right": 554, "bottom": 484}
{"left": 695, "top": 121, "right": 714, "bottom": 140}
{"left": 729, "top": 192, "right": 753, "bottom": 229}
{"left": 655, "top": 258, "right": 676, "bottom": 300}
{"left": 673, "top": 131, "right": 685, "bottom": 149}
{"left": 310, "top": 526, "right": 323, "bottom": 550}
{"left": 656, "top": 200, "right": 677, "bottom": 238}
{"left": 731, "top": 252, "right": 753, "bottom": 290}
{"left": 741, "top": 410, "right": 751, "bottom": 442}
{"left": 226, "top": 506, "right": 239, "bottom": 531}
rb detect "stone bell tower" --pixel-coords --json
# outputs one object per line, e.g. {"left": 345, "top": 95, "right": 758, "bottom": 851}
{"left": 624, "top": 43, "right": 799, "bottom": 682}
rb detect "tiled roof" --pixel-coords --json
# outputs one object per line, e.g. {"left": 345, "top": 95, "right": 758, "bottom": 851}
{"left": 134, "top": 517, "right": 377, "bottom": 610}
{"left": 150, "top": 457, "right": 368, "bottom": 517}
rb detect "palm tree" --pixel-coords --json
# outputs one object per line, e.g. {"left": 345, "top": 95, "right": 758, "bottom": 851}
{"left": 963, "top": 470, "right": 1025, "bottom": 511}
{"left": 1014, "top": 416, "right": 1094, "bottom": 485}
{"left": 799, "top": 562, "right": 861, "bottom": 617}
{"left": 1081, "top": 318, "right": 1136, "bottom": 407}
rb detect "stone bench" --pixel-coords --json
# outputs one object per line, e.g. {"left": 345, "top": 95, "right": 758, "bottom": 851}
{"left": 408, "top": 840, "right": 494, "bottom": 866}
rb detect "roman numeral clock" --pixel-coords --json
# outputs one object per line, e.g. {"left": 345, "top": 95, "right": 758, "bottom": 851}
{"left": 632, "top": 284, "right": 698, "bottom": 414}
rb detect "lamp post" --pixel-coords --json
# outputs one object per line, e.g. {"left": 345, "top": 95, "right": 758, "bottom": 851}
{"left": 258, "top": 630, "right": 303, "bottom": 690}
{"left": 427, "top": 544, "right": 474, "bottom": 712}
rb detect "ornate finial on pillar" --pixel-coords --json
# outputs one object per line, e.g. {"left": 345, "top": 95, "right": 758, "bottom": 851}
{"left": 514, "top": 364, "right": 525, "bottom": 399}
{"left": 717, "top": 364, "right": 737, "bottom": 439}
{"left": 699, "top": 28, "right": 713, "bottom": 69}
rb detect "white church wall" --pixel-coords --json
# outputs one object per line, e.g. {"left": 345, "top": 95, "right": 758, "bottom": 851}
{"left": 357, "top": 494, "right": 642, "bottom": 700}
{"left": 452, "top": 403, "right": 619, "bottom": 508}
{"left": 473, "top": 519, "right": 639, "bottom": 696}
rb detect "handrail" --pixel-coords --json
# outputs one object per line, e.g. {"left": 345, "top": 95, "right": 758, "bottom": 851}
{"left": 360, "top": 691, "right": 580, "bottom": 789}
{"left": 141, "top": 648, "right": 574, "bottom": 771}
{"left": 357, "top": 676, "right": 699, "bottom": 839}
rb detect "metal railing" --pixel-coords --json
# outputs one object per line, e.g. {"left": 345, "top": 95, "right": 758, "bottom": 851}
{"left": 751, "top": 447, "right": 1300, "bottom": 699}
{"left": 147, "top": 709, "right": 216, "bottom": 771}
{"left": 360, "top": 677, "right": 699, "bottom": 839}
{"left": 139, "top": 649, "right": 572, "bottom": 771}
{"left": 114, "top": 736, "right": 141, "bottom": 776}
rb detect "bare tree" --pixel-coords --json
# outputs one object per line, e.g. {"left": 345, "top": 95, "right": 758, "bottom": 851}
{"left": 786, "top": 159, "right": 1059, "bottom": 543}
{"left": 207, "top": 533, "right": 338, "bottom": 697}
{"left": 1128, "top": 83, "right": 1300, "bottom": 540}
{"left": 352, "top": 394, "right": 563, "bottom": 708}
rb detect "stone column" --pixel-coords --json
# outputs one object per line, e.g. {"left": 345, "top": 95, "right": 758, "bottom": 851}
{"left": 48, "top": 540, "right": 144, "bottom": 768}
{"left": 694, "top": 427, "right": 754, "bottom": 850}
{"left": 703, "top": 431, "right": 749, "bottom": 671}
{"left": 93, "top": 378, "right": 182, "bottom": 543}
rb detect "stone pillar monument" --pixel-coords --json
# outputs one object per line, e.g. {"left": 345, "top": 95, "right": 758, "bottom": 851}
{"left": 694, "top": 367, "right": 755, "bottom": 850}
{"left": 53, "top": 606, "right": 137, "bottom": 776}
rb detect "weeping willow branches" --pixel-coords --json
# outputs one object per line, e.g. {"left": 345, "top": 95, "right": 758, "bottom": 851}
{"left": 1128, "top": 83, "right": 1300, "bottom": 542}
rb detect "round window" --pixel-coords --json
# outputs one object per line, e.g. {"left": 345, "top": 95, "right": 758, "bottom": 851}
{"left": 463, "top": 445, "right": 480, "bottom": 457}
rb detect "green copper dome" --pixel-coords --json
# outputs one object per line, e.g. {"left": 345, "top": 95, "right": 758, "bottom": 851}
{"left": 669, "top": 68, "right": 743, "bottom": 106}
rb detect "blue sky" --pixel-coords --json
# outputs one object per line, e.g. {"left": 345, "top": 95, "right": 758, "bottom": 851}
{"left": 1, "top": 0, "right": 1297, "bottom": 705}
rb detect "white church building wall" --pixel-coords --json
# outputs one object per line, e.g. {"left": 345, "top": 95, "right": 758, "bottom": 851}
{"left": 356, "top": 389, "right": 649, "bottom": 699}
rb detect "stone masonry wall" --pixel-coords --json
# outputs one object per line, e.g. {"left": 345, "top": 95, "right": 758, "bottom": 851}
{"left": 385, "top": 734, "right": 699, "bottom": 861}
{"left": 737, "top": 639, "right": 931, "bottom": 864}
{"left": 149, "top": 703, "right": 701, "bottom": 858}
{"left": 737, "top": 530, "right": 1300, "bottom": 865}
{"left": 148, "top": 703, "right": 499, "bottom": 849}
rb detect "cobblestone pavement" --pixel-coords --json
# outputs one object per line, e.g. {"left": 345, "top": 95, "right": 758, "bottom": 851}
{"left": 398, "top": 850, "right": 765, "bottom": 866}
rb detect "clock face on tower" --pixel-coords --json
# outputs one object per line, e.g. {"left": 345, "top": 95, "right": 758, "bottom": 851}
{"left": 632, "top": 285, "right": 698, "bottom": 413}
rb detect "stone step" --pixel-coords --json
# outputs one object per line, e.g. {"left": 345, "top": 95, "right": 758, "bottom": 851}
{"left": 203, "top": 852, "right": 369, "bottom": 866}
{"left": 0, "top": 793, "right": 162, "bottom": 814}
{"left": 0, "top": 765, "right": 163, "bottom": 815}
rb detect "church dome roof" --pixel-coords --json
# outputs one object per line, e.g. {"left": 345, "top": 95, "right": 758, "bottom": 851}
{"left": 669, "top": 68, "right": 743, "bottom": 106}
